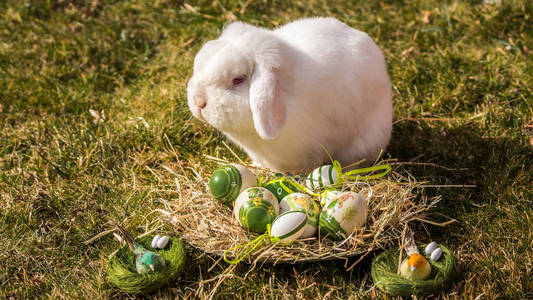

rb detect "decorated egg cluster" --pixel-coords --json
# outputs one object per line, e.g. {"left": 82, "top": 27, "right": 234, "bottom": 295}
{"left": 209, "top": 164, "right": 373, "bottom": 242}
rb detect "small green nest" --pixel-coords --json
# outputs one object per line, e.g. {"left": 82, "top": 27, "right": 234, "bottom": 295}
{"left": 106, "top": 236, "right": 186, "bottom": 294}
{"left": 371, "top": 245, "right": 456, "bottom": 297}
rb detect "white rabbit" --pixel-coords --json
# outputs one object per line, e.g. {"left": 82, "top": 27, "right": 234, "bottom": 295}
{"left": 187, "top": 17, "right": 392, "bottom": 173}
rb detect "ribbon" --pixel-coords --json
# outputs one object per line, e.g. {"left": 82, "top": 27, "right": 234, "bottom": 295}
{"left": 223, "top": 224, "right": 278, "bottom": 264}
{"left": 320, "top": 144, "right": 391, "bottom": 187}
{"left": 342, "top": 163, "right": 392, "bottom": 181}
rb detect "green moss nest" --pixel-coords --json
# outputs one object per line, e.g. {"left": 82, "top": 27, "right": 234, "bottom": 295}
{"left": 371, "top": 245, "right": 456, "bottom": 297}
{"left": 106, "top": 236, "right": 186, "bottom": 295}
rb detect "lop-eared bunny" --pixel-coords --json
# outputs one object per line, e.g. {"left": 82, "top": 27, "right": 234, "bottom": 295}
{"left": 187, "top": 17, "right": 392, "bottom": 173}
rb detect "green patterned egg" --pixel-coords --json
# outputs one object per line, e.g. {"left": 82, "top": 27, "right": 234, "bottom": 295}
{"left": 279, "top": 193, "right": 320, "bottom": 238}
{"left": 264, "top": 178, "right": 299, "bottom": 202}
{"left": 318, "top": 192, "right": 368, "bottom": 240}
{"left": 305, "top": 165, "right": 338, "bottom": 190}
{"left": 270, "top": 211, "right": 307, "bottom": 243}
{"left": 238, "top": 198, "right": 278, "bottom": 233}
{"left": 209, "top": 164, "right": 257, "bottom": 204}
{"left": 233, "top": 187, "right": 279, "bottom": 227}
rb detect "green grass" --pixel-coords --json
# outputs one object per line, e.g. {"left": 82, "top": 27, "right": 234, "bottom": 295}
{"left": 1, "top": 0, "right": 532, "bottom": 298}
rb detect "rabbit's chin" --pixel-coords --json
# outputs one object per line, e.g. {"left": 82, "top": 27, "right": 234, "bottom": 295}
{"left": 203, "top": 108, "right": 254, "bottom": 136}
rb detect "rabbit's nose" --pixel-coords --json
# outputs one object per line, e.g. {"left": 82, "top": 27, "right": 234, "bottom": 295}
{"left": 195, "top": 97, "right": 207, "bottom": 109}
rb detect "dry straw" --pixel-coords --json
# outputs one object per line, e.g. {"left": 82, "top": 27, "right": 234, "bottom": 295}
{"left": 371, "top": 245, "right": 456, "bottom": 296}
{"left": 158, "top": 157, "right": 444, "bottom": 269}
{"left": 106, "top": 236, "right": 187, "bottom": 294}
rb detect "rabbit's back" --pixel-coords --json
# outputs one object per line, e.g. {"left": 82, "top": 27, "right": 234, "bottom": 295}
{"left": 271, "top": 18, "right": 393, "bottom": 170}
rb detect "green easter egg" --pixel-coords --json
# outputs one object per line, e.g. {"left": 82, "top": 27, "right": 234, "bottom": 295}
{"left": 238, "top": 198, "right": 277, "bottom": 233}
{"left": 306, "top": 165, "right": 338, "bottom": 190}
{"left": 210, "top": 165, "right": 241, "bottom": 201}
{"left": 209, "top": 164, "right": 257, "bottom": 204}
{"left": 318, "top": 201, "right": 347, "bottom": 240}
{"left": 279, "top": 193, "right": 320, "bottom": 238}
{"left": 264, "top": 178, "right": 299, "bottom": 202}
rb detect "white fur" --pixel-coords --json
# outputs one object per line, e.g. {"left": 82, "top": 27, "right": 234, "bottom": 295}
{"left": 187, "top": 18, "right": 393, "bottom": 173}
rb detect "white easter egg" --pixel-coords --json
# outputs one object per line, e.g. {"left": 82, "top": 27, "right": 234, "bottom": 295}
{"left": 425, "top": 241, "right": 438, "bottom": 255}
{"left": 233, "top": 187, "right": 279, "bottom": 228}
{"left": 318, "top": 192, "right": 368, "bottom": 240}
{"left": 151, "top": 235, "right": 161, "bottom": 248}
{"left": 305, "top": 165, "right": 338, "bottom": 190}
{"left": 156, "top": 236, "right": 169, "bottom": 249}
{"left": 430, "top": 247, "right": 443, "bottom": 261}
{"left": 320, "top": 190, "right": 341, "bottom": 207}
{"left": 270, "top": 211, "right": 307, "bottom": 243}
{"left": 280, "top": 193, "right": 320, "bottom": 238}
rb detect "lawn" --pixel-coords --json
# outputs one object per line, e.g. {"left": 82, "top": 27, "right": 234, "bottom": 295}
{"left": 1, "top": 0, "right": 532, "bottom": 298}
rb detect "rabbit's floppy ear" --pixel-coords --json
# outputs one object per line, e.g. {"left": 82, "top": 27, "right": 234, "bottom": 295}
{"left": 248, "top": 35, "right": 286, "bottom": 140}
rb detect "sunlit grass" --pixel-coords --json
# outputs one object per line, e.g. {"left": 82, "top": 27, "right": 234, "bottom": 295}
{"left": 0, "top": 0, "right": 531, "bottom": 298}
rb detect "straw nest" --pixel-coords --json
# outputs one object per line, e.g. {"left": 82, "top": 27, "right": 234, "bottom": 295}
{"left": 159, "top": 161, "right": 441, "bottom": 266}
{"left": 106, "top": 236, "right": 186, "bottom": 294}
{"left": 371, "top": 245, "right": 456, "bottom": 296}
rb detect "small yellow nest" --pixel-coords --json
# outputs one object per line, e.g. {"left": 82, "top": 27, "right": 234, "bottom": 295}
{"left": 161, "top": 162, "right": 439, "bottom": 266}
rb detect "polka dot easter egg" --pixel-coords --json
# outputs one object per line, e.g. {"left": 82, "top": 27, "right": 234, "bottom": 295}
{"left": 318, "top": 192, "right": 368, "bottom": 240}
{"left": 280, "top": 193, "right": 320, "bottom": 238}
{"left": 209, "top": 164, "right": 257, "bottom": 204}
{"left": 234, "top": 187, "right": 279, "bottom": 233}
{"left": 306, "top": 165, "right": 338, "bottom": 190}
{"left": 264, "top": 178, "right": 300, "bottom": 203}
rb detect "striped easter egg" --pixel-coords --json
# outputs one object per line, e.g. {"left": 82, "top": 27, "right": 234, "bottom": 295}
{"left": 238, "top": 198, "right": 277, "bottom": 233}
{"left": 305, "top": 165, "right": 338, "bottom": 190}
{"left": 209, "top": 164, "right": 257, "bottom": 204}
{"left": 270, "top": 211, "right": 307, "bottom": 243}
{"left": 234, "top": 187, "right": 279, "bottom": 227}
{"left": 264, "top": 178, "right": 299, "bottom": 203}
{"left": 280, "top": 193, "right": 320, "bottom": 238}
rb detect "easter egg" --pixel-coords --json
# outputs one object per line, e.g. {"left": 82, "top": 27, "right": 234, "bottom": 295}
{"left": 320, "top": 190, "right": 341, "bottom": 207}
{"left": 156, "top": 236, "right": 169, "bottom": 249}
{"left": 209, "top": 164, "right": 257, "bottom": 204}
{"left": 318, "top": 192, "right": 368, "bottom": 240}
{"left": 238, "top": 198, "right": 278, "bottom": 233}
{"left": 425, "top": 241, "right": 438, "bottom": 255}
{"left": 270, "top": 211, "right": 307, "bottom": 243}
{"left": 264, "top": 178, "right": 299, "bottom": 202}
{"left": 430, "top": 247, "right": 443, "bottom": 261}
{"left": 234, "top": 187, "right": 279, "bottom": 233}
{"left": 151, "top": 235, "right": 161, "bottom": 248}
{"left": 306, "top": 165, "right": 338, "bottom": 190}
{"left": 280, "top": 193, "right": 320, "bottom": 238}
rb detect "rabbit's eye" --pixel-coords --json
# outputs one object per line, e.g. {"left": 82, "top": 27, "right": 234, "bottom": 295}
{"left": 231, "top": 75, "right": 246, "bottom": 87}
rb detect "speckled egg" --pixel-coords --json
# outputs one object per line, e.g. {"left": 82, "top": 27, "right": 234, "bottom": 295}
{"left": 270, "top": 211, "right": 307, "bottom": 243}
{"left": 209, "top": 164, "right": 257, "bottom": 204}
{"left": 318, "top": 192, "right": 368, "bottom": 240}
{"left": 280, "top": 193, "right": 320, "bottom": 238}
{"left": 305, "top": 165, "right": 338, "bottom": 190}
